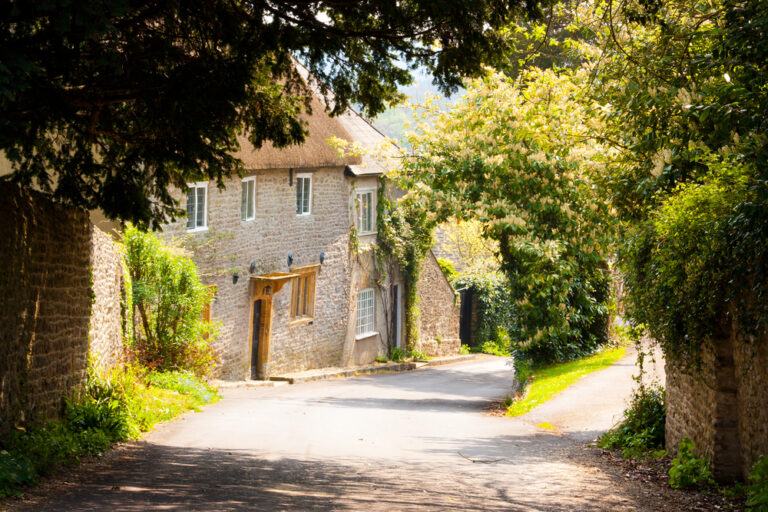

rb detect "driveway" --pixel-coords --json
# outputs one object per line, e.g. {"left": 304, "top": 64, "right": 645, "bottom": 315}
{"left": 10, "top": 355, "right": 671, "bottom": 511}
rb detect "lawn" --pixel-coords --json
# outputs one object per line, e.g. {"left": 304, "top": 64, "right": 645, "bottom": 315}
{"left": 507, "top": 345, "right": 628, "bottom": 417}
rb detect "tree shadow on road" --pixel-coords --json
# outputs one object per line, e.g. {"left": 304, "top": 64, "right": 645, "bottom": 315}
{"left": 8, "top": 438, "right": 637, "bottom": 512}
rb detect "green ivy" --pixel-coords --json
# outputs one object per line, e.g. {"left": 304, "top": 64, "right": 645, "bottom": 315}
{"left": 375, "top": 177, "right": 434, "bottom": 350}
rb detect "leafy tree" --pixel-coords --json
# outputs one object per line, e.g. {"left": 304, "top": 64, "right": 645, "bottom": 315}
{"left": 122, "top": 226, "right": 218, "bottom": 376}
{"left": 435, "top": 219, "right": 501, "bottom": 276}
{"left": 578, "top": 0, "right": 768, "bottom": 366}
{"left": 400, "top": 67, "right": 613, "bottom": 366}
{"left": 0, "top": 0, "right": 547, "bottom": 228}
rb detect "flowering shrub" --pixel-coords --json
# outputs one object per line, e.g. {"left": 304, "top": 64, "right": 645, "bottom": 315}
{"left": 401, "top": 69, "right": 613, "bottom": 368}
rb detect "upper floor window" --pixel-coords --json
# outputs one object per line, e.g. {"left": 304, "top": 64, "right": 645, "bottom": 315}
{"left": 290, "top": 265, "right": 319, "bottom": 322}
{"left": 241, "top": 177, "right": 256, "bottom": 221}
{"left": 356, "top": 288, "right": 375, "bottom": 338}
{"left": 296, "top": 173, "right": 312, "bottom": 215}
{"left": 355, "top": 189, "right": 375, "bottom": 234}
{"left": 186, "top": 182, "right": 207, "bottom": 232}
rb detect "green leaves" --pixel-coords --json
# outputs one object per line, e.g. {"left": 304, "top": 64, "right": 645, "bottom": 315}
{"left": 401, "top": 66, "right": 613, "bottom": 366}
{"left": 122, "top": 226, "right": 218, "bottom": 376}
{"left": 0, "top": 0, "right": 546, "bottom": 227}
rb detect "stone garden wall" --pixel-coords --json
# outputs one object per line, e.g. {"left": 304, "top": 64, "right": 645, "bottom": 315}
{"left": 0, "top": 183, "right": 92, "bottom": 435}
{"left": 666, "top": 324, "right": 768, "bottom": 481}
{"left": 416, "top": 251, "right": 461, "bottom": 357}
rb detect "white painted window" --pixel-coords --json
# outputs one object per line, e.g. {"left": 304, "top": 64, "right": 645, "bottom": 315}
{"left": 355, "top": 189, "right": 375, "bottom": 233}
{"left": 186, "top": 182, "right": 208, "bottom": 231}
{"left": 241, "top": 177, "right": 256, "bottom": 221}
{"left": 296, "top": 173, "right": 312, "bottom": 215}
{"left": 356, "top": 288, "right": 375, "bottom": 338}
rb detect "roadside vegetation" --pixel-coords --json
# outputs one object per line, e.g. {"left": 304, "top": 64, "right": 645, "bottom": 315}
{"left": 1, "top": 228, "right": 221, "bottom": 499}
{"left": 0, "top": 367, "right": 217, "bottom": 498}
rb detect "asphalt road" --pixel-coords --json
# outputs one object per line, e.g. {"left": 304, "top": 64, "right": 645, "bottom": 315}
{"left": 15, "top": 354, "right": 665, "bottom": 512}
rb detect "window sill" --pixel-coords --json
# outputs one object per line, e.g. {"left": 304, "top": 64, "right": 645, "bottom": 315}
{"left": 296, "top": 213, "right": 312, "bottom": 217}
{"left": 241, "top": 217, "right": 255, "bottom": 223}
{"left": 356, "top": 331, "right": 378, "bottom": 341}
{"left": 186, "top": 226, "right": 208, "bottom": 233}
{"left": 289, "top": 317, "right": 314, "bottom": 326}
{"left": 358, "top": 231, "right": 378, "bottom": 236}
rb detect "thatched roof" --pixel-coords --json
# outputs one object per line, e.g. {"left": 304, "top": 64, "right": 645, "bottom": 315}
{"left": 233, "top": 78, "right": 362, "bottom": 170}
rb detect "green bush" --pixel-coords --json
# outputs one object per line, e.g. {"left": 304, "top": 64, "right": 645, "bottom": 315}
{"left": 599, "top": 385, "right": 666, "bottom": 459}
{"left": 459, "top": 344, "right": 471, "bottom": 355}
{"left": 747, "top": 455, "right": 768, "bottom": 512}
{"left": 410, "top": 349, "right": 430, "bottom": 361}
{"left": 668, "top": 437, "right": 714, "bottom": 490}
{"left": 389, "top": 346, "right": 406, "bottom": 362}
{"left": 123, "top": 225, "right": 219, "bottom": 376}
{"left": 454, "top": 272, "right": 518, "bottom": 349}
{"left": 64, "top": 396, "right": 130, "bottom": 443}
{"left": 0, "top": 451, "right": 36, "bottom": 498}
{"left": 476, "top": 339, "right": 510, "bottom": 357}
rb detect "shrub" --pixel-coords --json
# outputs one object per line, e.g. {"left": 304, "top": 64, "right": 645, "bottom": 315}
{"left": 0, "top": 451, "right": 35, "bottom": 498}
{"left": 747, "top": 455, "right": 768, "bottom": 512}
{"left": 477, "top": 339, "right": 510, "bottom": 357}
{"left": 668, "top": 437, "right": 714, "bottom": 490}
{"left": 454, "top": 272, "right": 518, "bottom": 349}
{"left": 410, "top": 349, "right": 430, "bottom": 361}
{"left": 389, "top": 346, "right": 406, "bottom": 362}
{"left": 459, "top": 344, "right": 471, "bottom": 355}
{"left": 599, "top": 385, "right": 666, "bottom": 459}
{"left": 123, "top": 225, "right": 219, "bottom": 376}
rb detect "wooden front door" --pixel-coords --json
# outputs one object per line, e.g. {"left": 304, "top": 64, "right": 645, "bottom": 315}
{"left": 250, "top": 299, "right": 262, "bottom": 380}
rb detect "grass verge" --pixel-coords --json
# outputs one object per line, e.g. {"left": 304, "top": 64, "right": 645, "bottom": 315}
{"left": 506, "top": 345, "right": 627, "bottom": 417}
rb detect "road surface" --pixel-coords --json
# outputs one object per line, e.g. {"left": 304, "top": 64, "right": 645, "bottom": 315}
{"left": 10, "top": 354, "right": 669, "bottom": 511}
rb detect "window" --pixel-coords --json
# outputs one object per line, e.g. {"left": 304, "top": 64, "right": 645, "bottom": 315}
{"left": 290, "top": 265, "right": 318, "bottom": 321}
{"left": 186, "top": 182, "right": 208, "bottom": 231}
{"left": 355, "top": 190, "right": 375, "bottom": 233}
{"left": 241, "top": 177, "right": 256, "bottom": 221}
{"left": 356, "top": 288, "right": 375, "bottom": 338}
{"left": 296, "top": 173, "right": 312, "bottom": 215}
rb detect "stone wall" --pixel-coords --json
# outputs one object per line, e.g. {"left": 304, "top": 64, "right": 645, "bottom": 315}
{"left": 161, "top": 167, "right": 354, "bottom": 379}
{"left": 89, "top": 227, "right": 126, "bottom": 371}
{"left": 665, "top": 343, "right": 718, "bottom": 465}
{"left": 733, "top": 329, "right": 768, "bottom": 475}
{"left": 667, "top": 326, "right": 768, "bottom": 482}
{"left": 0, "top": 183, "right": 92, "bottom": 435}
{"left": 416, "top": 251, "right": 461, "bottom": 357}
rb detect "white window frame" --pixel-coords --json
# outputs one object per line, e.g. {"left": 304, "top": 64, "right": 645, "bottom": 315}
{"left": 186, "top": 181, "right": 208, "bottom": 232}
{"left": 296, "top": 173, "right": 312, "bottom": 216}
{"left": 241, "top": 176, "right": 256, "bottom": 221}
{"left": 355, "top": 188, "right": 376, "bottom": 234}
{"left": 356, "top": 288, "right": 376, "bottom": 339}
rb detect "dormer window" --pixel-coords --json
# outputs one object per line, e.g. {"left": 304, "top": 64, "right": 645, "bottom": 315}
{"left": 355, "top": 189, "right": 376, "bottom": 234}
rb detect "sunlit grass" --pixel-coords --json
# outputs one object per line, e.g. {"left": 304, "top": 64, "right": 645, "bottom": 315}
{"left": 507, "top": 345, "right": 628, "bottom": 417}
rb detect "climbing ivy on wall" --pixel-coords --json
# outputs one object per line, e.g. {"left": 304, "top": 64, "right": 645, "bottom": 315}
{"left": 375, "top": 178, "right": 435, "bottom": 350}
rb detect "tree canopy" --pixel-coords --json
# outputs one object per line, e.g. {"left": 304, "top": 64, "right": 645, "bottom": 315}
{"left": 399, "top": 67, "right": 613, "bottom": 367}
{"left": 0, "top": 0, "right": 545, "bottom": 227}
{"left": 581, "top": 0, "right": 768, "bottom": 366}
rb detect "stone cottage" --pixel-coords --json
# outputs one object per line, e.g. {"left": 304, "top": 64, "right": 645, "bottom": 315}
{"left": 159, "top": 84, "right": 460, "bottom": 380}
